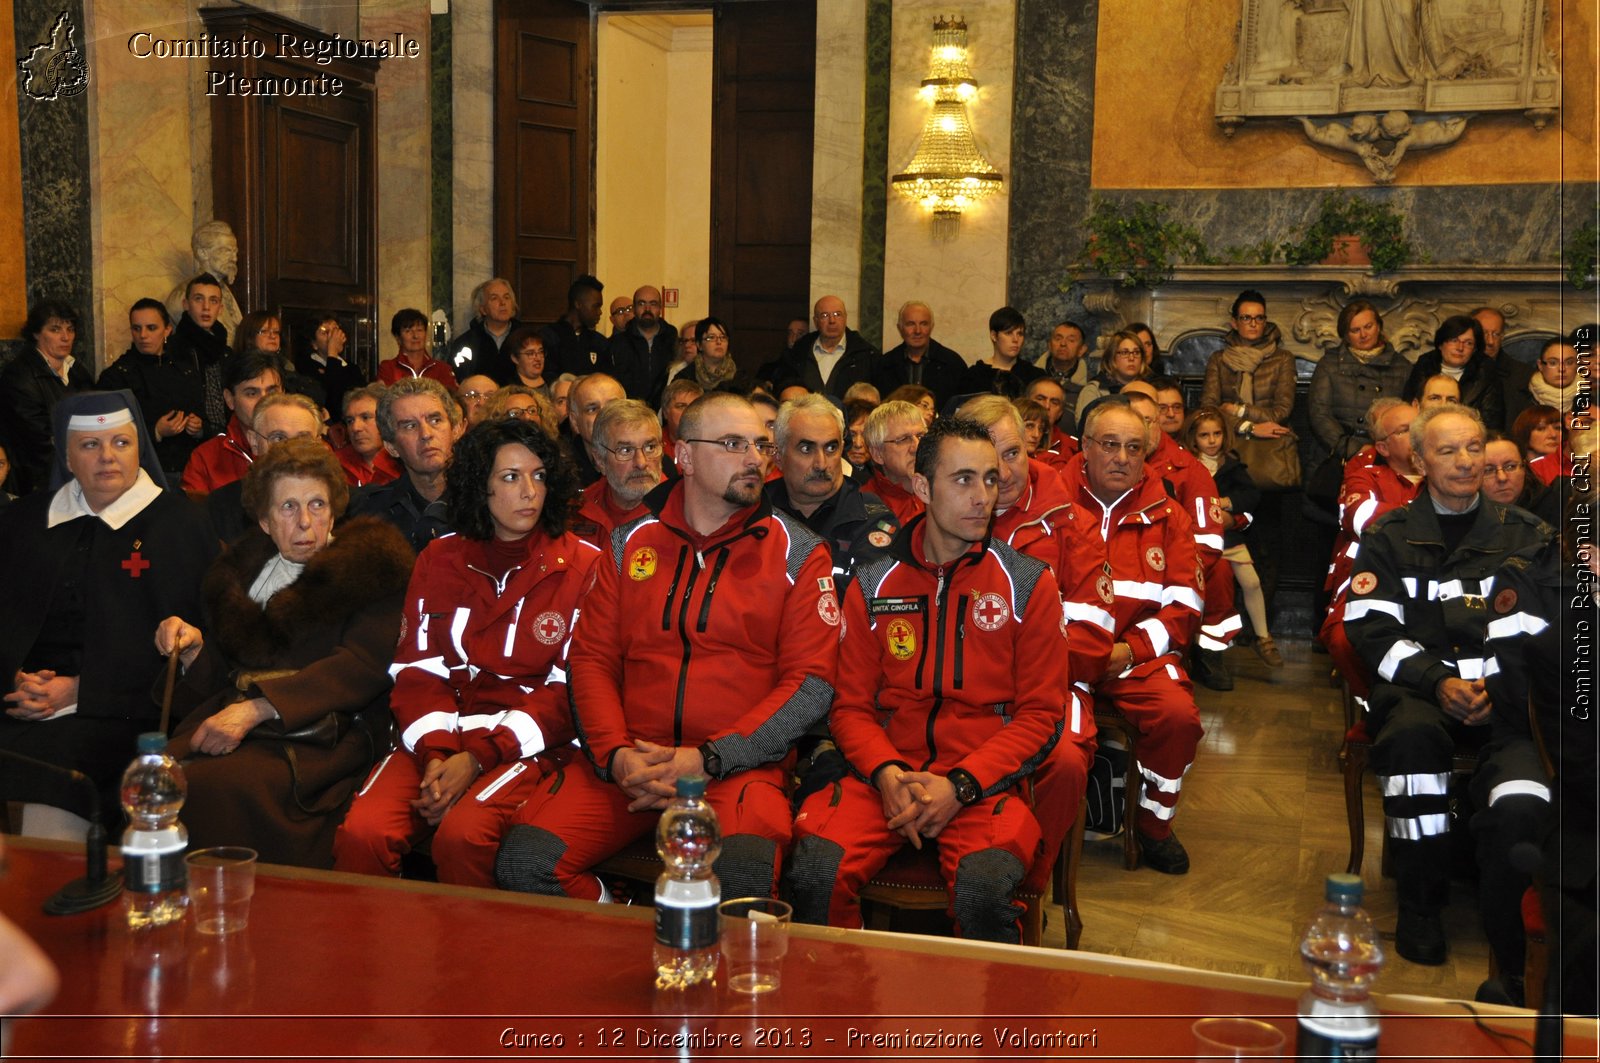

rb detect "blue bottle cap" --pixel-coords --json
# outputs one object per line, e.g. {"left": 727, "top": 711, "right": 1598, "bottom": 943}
{"left": 1325, "top": 872, "right": 1363, "bottom": 904}
{"left": 136, "top": 732, "right": 168, "bottom": 754}
{"left": 675, "top": 775, "right": 707, "bottom": 798}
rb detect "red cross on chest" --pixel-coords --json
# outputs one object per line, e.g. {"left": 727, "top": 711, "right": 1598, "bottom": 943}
{"left": 975, "top": 598, "right": 1005, "bottom": 626}
{"left": 538, "top": 616, "right": 562, "bottom": 639}
{"left": 121, "top": 550, "right": 151, "bottom": 578}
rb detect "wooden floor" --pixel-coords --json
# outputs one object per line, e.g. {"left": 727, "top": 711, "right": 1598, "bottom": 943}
{"left": 1048, "top": 637, "right": 1493, "bottom": 1003}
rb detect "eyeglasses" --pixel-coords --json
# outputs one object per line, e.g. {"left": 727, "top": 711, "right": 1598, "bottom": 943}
{"left": 1234, "top": 314, "right": 1267, "bottom": 324}
{"left": 1156, "top": 403, "right": 1185, "bottom": 414}
{"left": 884, "top": 431, "right": 926, "bottom": 448}
{"left": 1487, "top": 462, "right": 1524, "bottom": 477}
{"left": 1082, "top": 435, "right": 1147, "bottom": 458}
{"left": 682, "top": 437, "right": 777, "bottom": 457}
{"left": 699, "top": 332, "right": 728, "bottom": 343}
{"left": 504, "top": 407, "right": 536, "bottom": 420}
{"left": 600, "top": 441, "right": 663, "bottom": 461}
{"left": 816, "top": 311, "right": 845, "bottom": 321}
{"left": 459, "top": 389, "right": 488, "bottom": 401}
{"left": 611, "top": 308, "right": 633, "bottom": 318}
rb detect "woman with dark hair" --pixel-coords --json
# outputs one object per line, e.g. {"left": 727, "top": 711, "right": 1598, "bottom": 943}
{"left": 504, "top": 325, "right": 549, "bottom": 391}
{"left": 0, "top": 299, "right": 93, "bottom": 494}
{"left": 1512, "top": 403, "right": 1564, "bottom": 463}
{"left": 691, "top": 315, "right": 756, "bottom": 394}
{"left": 154, "top": 438, "right": 412, "bottom": 867}
{"left": 961, "top": 306, "right": 1045, "bottom": 398}
{"left": 1200, "top": 290, "right": 1296, "bottom": 442}
{"left": 0, "top": 391, "right": 216, "bottom": 839}
{"left": 377, "top": 307, "right": 455, "bottom": 387}
{"left": 233, "top": 309, "right": 284, "bottom": 358}
{"left": 1404, "top": 314, "right": 1504, "bottom": 430}
{"left": 1127, "top": 320, "right": 1166, "bottom": 375}
{"left": 333, "top": 418, "right": 600, "bottom": 886}
{"left": 98, "top": 298, "right": 208, "bottom": 481}
{"left": 1306, "top": 299, "right": 1412, "bottom": 463}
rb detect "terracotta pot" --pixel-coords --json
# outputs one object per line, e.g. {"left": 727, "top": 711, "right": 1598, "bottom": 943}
{"left": 1321, "top": 234, "right": 1370, "bottom": 267}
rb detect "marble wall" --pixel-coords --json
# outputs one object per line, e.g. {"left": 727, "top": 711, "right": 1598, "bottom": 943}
{"left": 1, "top": 1, "right": 27, "bottom": 339}
{"left": 880, "top": 0, "right": 1014, "bottom": 361}
{"left": 855, "top": 0, "right": 889, "bottom": 347}
{"left": 429, "top": 11, "right": 451, "bottom": 316}
{"left": 450, "top": 0, "right": 494, "bottom": 327}
{"left": 365, "top": 0, "right": 432, "bottom": 321}
{"left": 808, "top": 0, "right": 867, "bottom": 324}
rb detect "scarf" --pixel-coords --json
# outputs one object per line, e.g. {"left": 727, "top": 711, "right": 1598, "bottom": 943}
{"left": 1528, "top": 372, "right": 1578, "bottom": 414}
{"left": 1218, "top": 323, "right": 1282, "bottom": 409}
{"left": 174, "top": 315, "right": 231, "bottom": 435}
{"left": 694, "top": 354, "right": 737, "bottom": 391}
{"left": 1347, "top": 343, "right": 1387, "bottom": 366}
{"left": 248, "top": 552, "right": 307, "bottom": 605}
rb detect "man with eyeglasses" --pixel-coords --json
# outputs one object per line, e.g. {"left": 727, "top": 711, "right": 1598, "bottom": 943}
{"left": 1056, "top": 399, "right": 1205, "bottom": 875}
{"left": 1343, "top": 404, "right": 1549, "bottom": 966}
{"left": 538, "top": 274, "right": 611, "bottom": 379}
{"left": 861, "top": 400, "right": 929, "bottom": 524}
{"left": 607, "top": 285, "right": 678, "bottom": 403}
{"left": 772, "top": 295, "right": 880, "bottom": 401}
{"left": 1150, "top": 377, "right": 1188, "bottom": 439}
{"left": 456, "top": 375, "right": 498, "bottom": 426}
{"left": 347, "top": 377, "right": 464, "bottom": 554}
{"left": 570, "top": 399, "right": 665, "bottom": 551}
{"left": 497, "top": 392, "right": 839, "bottom": 904}
{"left": 293, "top": 314, "right": 365, "bottom": 432}
{"left": 1320, "top": 399, "right": 1423, "bottom": 716}
{"left": 563, "top": 373, "right": 626, "bottom": 488}
{"left": 606, "top": 297, "right": 633, "bottom": 337}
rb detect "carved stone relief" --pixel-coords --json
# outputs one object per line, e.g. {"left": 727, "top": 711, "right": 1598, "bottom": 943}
{"left": 1216, "top": 0, "right": 1560, "bottom": 182}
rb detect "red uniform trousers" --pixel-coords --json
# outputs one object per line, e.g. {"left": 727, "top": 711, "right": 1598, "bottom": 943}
{"left": 1022, "top": 689, "right": 1095, "bottom": 892}
{"left": 1319, "top": 599, "right": 1373, "bottom": 703}
{"left": 1094, "top": 661, "right": 1203, "bottom": 839}
{"left": 508, "top": 762, "right": 792, "bottom": 901}
{"left": 1198, "top": 550, "right": 1240, "bottom": 650}
{"left": 791, "top": 776, "right": 1042, "bottom": 936}
{"left": 333, "top": 750, "right": 559, "bottom": 887}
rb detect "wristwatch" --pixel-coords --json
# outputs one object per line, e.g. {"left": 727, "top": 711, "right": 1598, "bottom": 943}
{"left": 950, "top": 769, "right": 982, "bottom": 807}
{"left": 698, "top": 741, "right": 725, "bottom": 780}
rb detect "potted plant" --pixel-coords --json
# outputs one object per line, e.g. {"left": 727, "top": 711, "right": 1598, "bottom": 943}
{"left": 1070, "top": 198, "right": 1209, "bottom": 290}
{"left": 1567, "top": 215, "right": 1597, "bottom": 290}
{"left": 1280, "top": 192, "right": 1412, "bottom": 273}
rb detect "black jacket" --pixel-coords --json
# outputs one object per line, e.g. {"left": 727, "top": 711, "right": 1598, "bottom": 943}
{"left": 960, "top": 359, "right": 1045, "bottom": 401}
{"left": 293, "top": 352, "right": 367, "bottom": 423}
{"left": 764, "top": 477, "right": 899, "bottom": 593}
{"left": 166, "top": 315, "right": 233, "bottom": 438}
{"left": 539, "top": 318, "right": 613, "bottom": 379}
{"left": 97, "top": 348, "right": 209, "bottom": 480}
{"left": 770, "top": 329, "right": 879, "bottom": 399}
{"left": 1404, "top": 351, "right": 1506, "bottom": 431}
{"left": 871, "top": 339, "right": 968, "bottom": 410}
{"left": 0, "top": 350, "right": 94, "bottom": 494}
{"left": 449, "top": 317, "right": 522, "bottom": 385}
{"left": 347, "top": 473, "right": 452, "bottom": 555}
{"left": 607, "top": 321, "right": 679, "bottom": 402}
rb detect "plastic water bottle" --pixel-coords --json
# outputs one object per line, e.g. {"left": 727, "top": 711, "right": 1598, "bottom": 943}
{"left": 120, "top": 732, "right": 189, "bottom": 930}
{"left": 653, "top": 775, "right": 720, "bottom": 990}
{"left": 1296, "top": 873, "right": 1383, "bottom": 1060}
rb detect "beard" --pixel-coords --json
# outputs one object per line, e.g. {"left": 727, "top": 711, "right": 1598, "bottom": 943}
{"left": 722, "top": 476, "right": 761, "bottom": 508}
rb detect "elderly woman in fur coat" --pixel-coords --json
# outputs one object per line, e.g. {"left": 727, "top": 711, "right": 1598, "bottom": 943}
{"left": 155, "top": 438, "right": 413, "bottom": 867}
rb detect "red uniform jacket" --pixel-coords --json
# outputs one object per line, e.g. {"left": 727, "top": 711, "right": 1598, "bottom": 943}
{"left": 334, "top": 444, "right": 402, "bottom": 488}
{"left": 567, "top": 482, "right": 839, "bottom": 780}
{"left": 991, "top": 458, "right": 1071, "bottom": 565}
{"left": 569, "top": 477, "right": 650, "bottom": 553}
{"left": 1057, "top": 455, "right": 1202, "bottom": 681}
{"left": 388, "top": 530, "right": 601, "bottom": 772}
{"left": 1323, "top": 457, "right": 1420, "bottom": 616}
{"left": 180, "top": 417, "right": 252, "bottom": 495}
{"left": 1529, "top": 450, "right": 1571, "bottom": 486}
{"left": 864, "top": 469, "right": 924, "bottom": 525}
{"left": 833, "top": 519, "right": 1068, "bottom": 795}
{"left": 377, "top": 356, "right": 457, "bottom": 388}
{"left": 1145, "top": 433, "right": 1224, "bottom": 561}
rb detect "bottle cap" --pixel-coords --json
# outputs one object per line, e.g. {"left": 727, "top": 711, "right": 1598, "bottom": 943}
{"left": 1325, "top": 872, "right": 1363, "bottom": 904}
{"left": 675, "top": 775, "right": 707, "bottom": 798}
{"left": 136, "top": 732, "right": 168, "bottom": 754}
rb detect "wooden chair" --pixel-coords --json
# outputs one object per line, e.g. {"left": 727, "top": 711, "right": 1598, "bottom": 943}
{"left": 1092, "top": 707, "right": 1143, "bottom": 871}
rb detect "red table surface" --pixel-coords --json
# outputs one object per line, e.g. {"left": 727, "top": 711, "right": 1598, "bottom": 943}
{"left": 1, "top": 839, "right": 1588, "bottom": 1061}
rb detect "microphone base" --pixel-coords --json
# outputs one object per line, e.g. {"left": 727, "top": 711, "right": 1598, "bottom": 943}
{"left": 43, "top": 871, "right": 124, "bottom": 916}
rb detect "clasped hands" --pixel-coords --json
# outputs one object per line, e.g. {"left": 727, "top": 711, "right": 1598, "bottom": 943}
{"left": 4, "top": 670, "right": 78, "bottom": 721}
{"left": 614, "top": 739, "right": 705, "bottom": 812}
{"left": 875, "top": 767, "right": 960, "bottom": 848}
{"left": 1437, "top": 677, "right": 1492, "bottom": 727}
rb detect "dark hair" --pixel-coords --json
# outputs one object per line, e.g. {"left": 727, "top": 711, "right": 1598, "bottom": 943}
{"left": 444, "top": 418, "right": 576, "bottom": 541}
{"left": 129, "top": 298, "right": 171, "bottom": 326}
{"left": 504, "top": 325, "right": 546, "bottom": 360}
{"left": 23, "top": 299, "right": 78, "bottom": 344}
{"left": 1337, "top": 300, "right": 1384, "bottom": 344}
{"left": 1541, "top": 336, "right": 1574, "bottom": 360}
{"left": 1432, "top": 314, "right": 1484, "bottom": 359}
{"left": 914, "top": 416, "right": 993, "bottom": 481}
{"left": 1511, "top": 403, "right": 1564, "bottom": 456}
{"left": 1147, "top": 374, "right": 1183, "bottom": 394}
{"left": 241, "top": 437, "right": 349, "bottom": 522}
{"left": 390, "top": 307, "right": 428, "bottom": 339}
{"left": 844, "top": 398, "right": 877, "bottom": 425}
{"left": 234, "top": 310, "right": 282, "bottom": 355}
{"left": 696, "top": 316, "right": 729, "bottom": 344}
{"left": 184, "top": 272, "right": 223, "bottom": 300}
{"left": 988, "top": 306, "right": 1026, "bottom": 334}
{"left": 1230, "top": 290, "right": 1267, "bottom": 318}
{"left": 224, "top": 350, "right": 286, "bottom": 392}
{"left": 1127, "top": 321, "right": 1161, "bottom": 358}
{"left": 566, "top": 274, "right": 603, "bottom": 307}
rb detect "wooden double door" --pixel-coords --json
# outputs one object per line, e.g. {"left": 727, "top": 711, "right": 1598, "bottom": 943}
{"left": 496, "top": 0, "right": 815, "bottom": 356}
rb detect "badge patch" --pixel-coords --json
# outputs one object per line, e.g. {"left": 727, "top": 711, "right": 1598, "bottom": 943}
{"left": 532, "top": 611, "right": 567, "bottom": 645}
{"left": 971, "top": 592, "right": 1010, "bottom": 632}
{"left": 868, "top": 530, "right": 892, "bottom": 548}
{"left": 1145, "top": 547, "right": 1165, "bottom": 572}
{"left": 1096, "top": 574, "right": 1114, "bottom": 605}
{"left": 818, "top": 576, "right": 835, "bottom": 593}
{"left": 1351, "top": 572, "right": 1378, "bottom": 596}
{"left": 886, "top": 618, "right": 917, "bottom": 660}
{"left": 628, "top": 547, "right": 658, "bottom": 581}
{"left": 817, "top": 591, "right": 841, "bottom": 626}
{"left": 1345, "top": 491, "right": 1363, "bottom": 508}
{"left": 1208, "top": 500, "right": 1224, "bottom": 526}
{"left": 1493, "top": 588, "right": 1518, "bottom": 614}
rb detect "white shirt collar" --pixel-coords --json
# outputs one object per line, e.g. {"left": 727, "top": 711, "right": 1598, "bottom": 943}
{"left": 47, "top": 469, "right": 163, "bottom": 530}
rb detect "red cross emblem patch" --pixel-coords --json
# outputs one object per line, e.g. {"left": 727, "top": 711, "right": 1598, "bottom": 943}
{"left": 1351, "top": 572, "right": 1378, "bottom": 596}
{"left": 1096, "top": 574, "right": 1114, "bottom": 605}
{"left": 533, "top": 611, "right": 567, "bottom": 645}
{"left": 817, "top": 591, "right": 840, "bottom": 627}
{"left": 971, "top": 592, "right": 1009, "bottom": 632}
{"left": 1145, "top": 547, "right": 1165, "bottom": 572}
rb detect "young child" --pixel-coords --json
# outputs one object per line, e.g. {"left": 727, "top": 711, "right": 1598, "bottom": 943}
{"left": 1181, "top": 407, "right": 1283, "bottom": 668}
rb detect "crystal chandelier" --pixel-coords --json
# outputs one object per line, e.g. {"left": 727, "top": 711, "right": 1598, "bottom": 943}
{"left": 891, "top": 16, "right": 1003, "bottom": 220}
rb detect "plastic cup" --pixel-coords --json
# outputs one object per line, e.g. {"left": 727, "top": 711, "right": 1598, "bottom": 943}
{"left": 1191, "top": 1017, "right": 1286, "bottom": 1059}
{"left": 718, "top": 897, "right": 791, "bottom": 994}
{"left": 186, "top": 847, "right": 257, "bottom": 935}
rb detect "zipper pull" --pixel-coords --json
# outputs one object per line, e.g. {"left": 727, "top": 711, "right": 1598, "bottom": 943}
{"left": 936, "top": 566, "right": 946, "bottom": 600}
{"left": 696, "top": 549, "right": 705, "bottom": 570}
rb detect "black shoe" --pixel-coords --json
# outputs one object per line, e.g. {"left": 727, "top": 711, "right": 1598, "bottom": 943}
{"left": 1136, "top": 830, "right": 1190, "bottom": 875}
{"left": 1475, "top": 975, "right": 1525, "bottom": 1008}
{"left": 1395, "top": 907, "right": 1448, "bottom": 965}
{"left": 1193, "top": 649, "right": 1234, "bottom": 692}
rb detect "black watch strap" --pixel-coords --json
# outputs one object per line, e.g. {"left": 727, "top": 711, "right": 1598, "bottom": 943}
{"left": 949, "top": 768, "right": 982, "bottom": 806}
{"left": 698, "top": 741, "right": 724, "bottom": 780}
